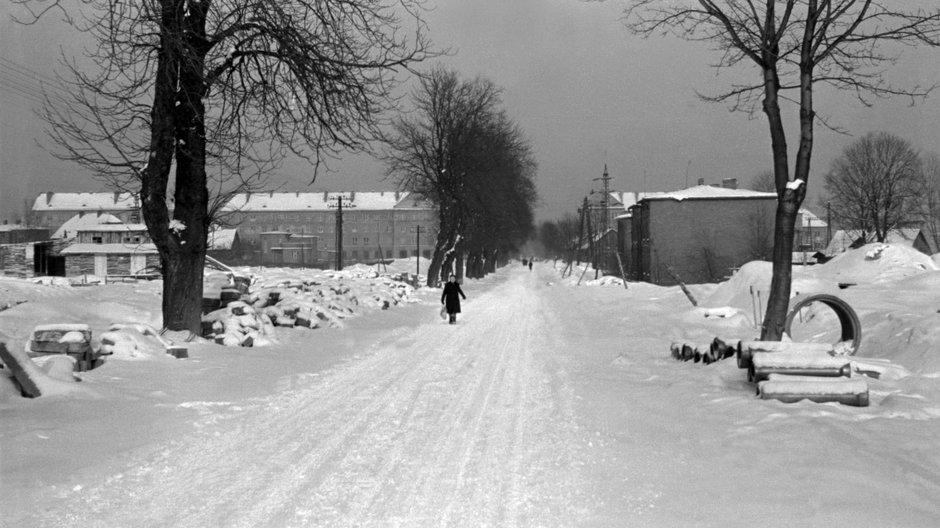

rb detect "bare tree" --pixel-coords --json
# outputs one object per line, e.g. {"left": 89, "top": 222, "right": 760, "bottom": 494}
{"left": 742, "top": 201, "right": 774, "bottom": 260}
{"left": 918, "top": 152, "right": 940, "bottom": 250}
{"left": 384, "top": 67, "right": 536, "bottom": 286}
{"left": 625, "top": 1, "right": 940, "bottom": 340}
{"left": 749, "top": 170, "right": 776, "bottom": 192}
{"left": 824, "top": 132, "right": 924, "bottom": 241}
{"left": 19, "top": 0, "right": 433, "bottom": 332}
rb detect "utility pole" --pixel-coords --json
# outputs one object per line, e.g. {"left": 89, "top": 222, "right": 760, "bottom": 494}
{"left": 593, "top": 164, "right": 612, "bottom": 273}
{"left": 415, "top": 225, "right": 423, "bottom": 279}
{"left": 328, "top": 194, "right": 357, "bottom": 271}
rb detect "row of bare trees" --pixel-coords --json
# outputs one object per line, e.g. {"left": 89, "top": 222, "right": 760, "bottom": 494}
{"left": 383, "top": 67, "right": 537, "bottom": 287}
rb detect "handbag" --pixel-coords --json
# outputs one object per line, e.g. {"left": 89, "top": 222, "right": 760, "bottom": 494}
{"left": 440, "top": 305, "right": 447, "bottom": 319}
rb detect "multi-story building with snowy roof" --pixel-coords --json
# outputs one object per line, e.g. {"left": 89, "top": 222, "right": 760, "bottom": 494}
{"left": 32, "top": 190, "right": 438, "bottom": 267}
{"left": 220, "top": 191, "right": 437, "bottom": 265}
{"left": 31, "top": 192, "right": 142, "bottom": 233}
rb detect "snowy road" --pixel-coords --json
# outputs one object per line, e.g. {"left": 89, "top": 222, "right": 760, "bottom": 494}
{"left": 13, "top": 261, "right": 940, "bottom": 527}
{"left": 37, "top": 269, "right": 591, "bottom": 527}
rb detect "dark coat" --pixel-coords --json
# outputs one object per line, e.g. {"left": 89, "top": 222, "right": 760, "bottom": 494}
{"left": 441, "top": 281, "right": 466, "bottom": 314}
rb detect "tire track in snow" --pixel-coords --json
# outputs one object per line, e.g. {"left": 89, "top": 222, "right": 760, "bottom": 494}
{"left": 35, "top": 269, "right": 585, "bottom": 528}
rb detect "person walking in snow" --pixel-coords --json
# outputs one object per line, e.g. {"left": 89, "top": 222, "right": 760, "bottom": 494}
{"left": 441, "top": 274, "right": 466, "bottom": 324}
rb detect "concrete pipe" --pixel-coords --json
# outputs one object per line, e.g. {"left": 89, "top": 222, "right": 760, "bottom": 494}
{"left": 748, "top": 350, "right": 852, "bottom": 382}
{"left": 736, "top": 340, "right": 834, "bottom": 370}
{"left": 757, "top": 377, "right": 869, "bottom": 407}
{"left": 784, "top": 293, "right": 862, "bottom": 355}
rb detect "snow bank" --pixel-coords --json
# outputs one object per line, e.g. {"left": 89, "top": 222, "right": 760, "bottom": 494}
{"left": 812, "top": 243, "right": 937, "bottom": 284}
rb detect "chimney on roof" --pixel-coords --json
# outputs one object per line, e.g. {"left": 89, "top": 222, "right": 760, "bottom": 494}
{"left": 350, "top": 191, "right": 355, "bottom": 201}
{"left": 721, "top": 178, "right": 737, "bottom": 189}
{"left": 697, "top": 178, "right": 705, "bottom": 186}
{"left": 46, "top": 192, "right": 54, "bottom": 205}
{"left": 269, "top": 191, "right": 273, "bottom": 198}
{"left": 114, "top": 191, "right": 120, "bottom": 203}
{"left": 395, "top": 191, "right": 400, "bottom": 201}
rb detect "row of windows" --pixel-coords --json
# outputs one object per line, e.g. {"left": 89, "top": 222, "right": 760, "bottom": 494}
{"left": 341, "top": 249, "right": 432, "bottom": 260}
{"left": 89, "top": 235, "right": 143, "bottom": 244}
{"left": 244, "top": 212, "right": 432, "bottom": 222}
{"left": 240, "top": 224, "right": 430, "bottom": 236}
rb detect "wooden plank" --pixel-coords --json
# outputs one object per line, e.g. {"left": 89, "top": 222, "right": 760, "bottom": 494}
{"left": 0, "top": 342, "right": 44, "bottom": 398}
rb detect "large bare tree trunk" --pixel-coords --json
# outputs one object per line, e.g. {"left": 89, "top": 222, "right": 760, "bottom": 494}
{"left": 146, "top": 1, "right": 211, "bottom": 333}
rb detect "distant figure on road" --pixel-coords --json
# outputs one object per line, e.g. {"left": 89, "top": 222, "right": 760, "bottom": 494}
{"left": 441, "top": 274, "right": 467, "bottom": 325}
{"left": 528, "top": 260, "right": 533, "bottom": 271}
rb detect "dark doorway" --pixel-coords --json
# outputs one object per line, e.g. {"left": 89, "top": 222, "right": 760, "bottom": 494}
{"left": 33, "top": 243, "right": 66, "bottom": 276}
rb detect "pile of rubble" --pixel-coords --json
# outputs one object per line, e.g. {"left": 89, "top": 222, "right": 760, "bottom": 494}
{"left": 201, "top": 271, "right": 415, "bottom": 347}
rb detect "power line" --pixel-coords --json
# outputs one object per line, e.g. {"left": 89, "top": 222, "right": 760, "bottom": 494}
{"left": 0, "top": 56, "right": 70, "bottom": 106}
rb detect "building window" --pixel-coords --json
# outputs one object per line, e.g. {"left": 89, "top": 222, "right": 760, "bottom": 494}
{"left": 317, "top": 226, "right": 323, "bottom": 233}
{"left": 352, "top": 237, "right": 358, "bottom": 245}
{"left": 351, "top": 250, "right": 359, "bottom": 260}
{"left": 92, "top": 236, "right": 103, "bottom": 244}
{"left": 363, "top": 237, "right": 369, "bottom": 245}
{"left": 386, "top": 250, "right": 392, "bottom": 258}
{"left": 400, "top": 250, "right": 407, "bottom": 258}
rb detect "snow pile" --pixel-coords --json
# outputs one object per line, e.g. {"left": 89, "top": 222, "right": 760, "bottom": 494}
{"left": 353, "top": 256, "right": 433, "bottom": 278}
{"left": 100, "top": 324, "right": 174, "bottom": 360}
{"left": 702, "top": 260, "right": 772, "bottom": 311}
{"left": 582, "top": 275, "right": 625, "bottom": 287}
{"left": 557, "top": 264, "right": 610, "bottom": 286}
{"left": 812, "top": 243, "right": 937, "bottom": 284}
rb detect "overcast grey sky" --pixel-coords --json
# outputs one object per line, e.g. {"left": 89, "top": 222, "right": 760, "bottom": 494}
{"left": 2, "top": 0, "right": 939, "bottom": 223}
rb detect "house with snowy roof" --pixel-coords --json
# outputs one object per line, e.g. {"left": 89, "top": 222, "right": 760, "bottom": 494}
{"left": 31, "top": 192, "right": 145, "bottom": 234}
{"left": 825, "top": 228, "right": 937, "bottom": 257}
{"left": 626, "top": 184, "right": 777, "bottom": 285}
{"left": 795, "top": 208, "right": 828, "bottom": 252}
{"left": 220, "top": 191, "right": 437, "bottom": 266}
{"left": 59, "top": 220, "right": 159, "bottom": 278}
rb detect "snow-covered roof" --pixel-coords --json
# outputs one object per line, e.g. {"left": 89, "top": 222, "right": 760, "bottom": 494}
{"left": 641, "top": 185, "right": 776, "bottom": 202}
{"left": 799, "top": 208, "right": 827, "bottom": 228}
{"left": 222, "top": 191, "right": 420, "bottom": 212}
{"left": 208, "top": 228, "right": 238, "bottom": 250}
{"left": 60, "top": 243, "right": 158, "bottom": 255}
{"left": 609, "top": 191, "right": 670, "bottom": 210}
{"left": 32, "top": 192, "right": 139, "bottom": 212}
{"left": 52, "top": 213, "right": 124, "bottom": 239}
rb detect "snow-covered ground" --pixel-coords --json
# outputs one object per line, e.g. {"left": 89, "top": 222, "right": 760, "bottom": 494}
{"left": 2, "top": 247, "right": 939, "bottom": 527}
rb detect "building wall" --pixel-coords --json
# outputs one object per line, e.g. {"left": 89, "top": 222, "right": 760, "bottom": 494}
{"left": 0, "top": 228, "right": 50, "bottom": 245}
{"left": 77, "top": 229, "right": 149, "bottom": 245}
{"left": 65, "top": 253, "right": 160, "bottom": 277}
{"left": 636, "top": 197, "right": 777, "bottom": 285}
{"left": 0, "top": 239, "right": 72, "bottom": 277}
{"left": 227, "top": 207, "right": 438, "bottom": 265}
